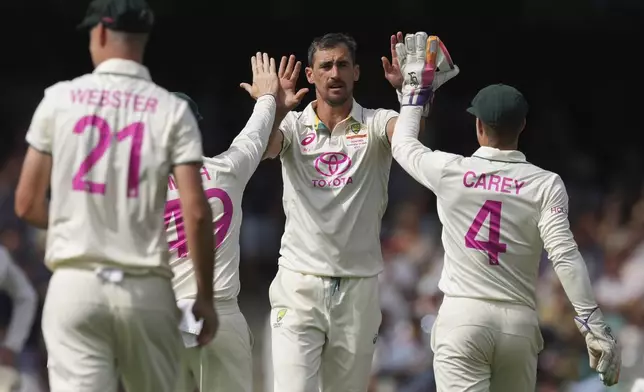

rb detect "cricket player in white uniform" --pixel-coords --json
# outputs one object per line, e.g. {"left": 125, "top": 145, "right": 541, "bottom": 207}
{"left": 0, "top": 245, "right": 37, "bottom": 392}
{"left": 258, "top": 32, "right": 458, "bottom": 392}
{"left": 13, "top": 0, "right": 218, "bottom": 390}
{"left": 166, "top": 53, "right": 300, "bottom": 392}
{"left": 390, "top": 32, "right": 621, "bottom": 391}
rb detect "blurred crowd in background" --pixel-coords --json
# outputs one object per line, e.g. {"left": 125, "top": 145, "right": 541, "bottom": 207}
{"left": 1, "top": 135, "right": 643, "bottom": 392}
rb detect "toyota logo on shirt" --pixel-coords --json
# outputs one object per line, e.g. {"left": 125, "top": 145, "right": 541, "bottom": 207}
{"left": 314, "top": 152, "right": 352, "bottom": 177}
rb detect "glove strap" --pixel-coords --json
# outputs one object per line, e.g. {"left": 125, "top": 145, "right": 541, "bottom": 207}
{"left": 399, "top": 90, "right": 433, "bottom": 118}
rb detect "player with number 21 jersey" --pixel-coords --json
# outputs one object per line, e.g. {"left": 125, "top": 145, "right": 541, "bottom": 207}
{"left": 14, "top": 0, "right": 218, "bottom": 390}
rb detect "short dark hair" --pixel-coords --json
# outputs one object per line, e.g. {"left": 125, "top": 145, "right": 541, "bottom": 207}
{"left": 307, "top": 33, "right": 357, "bottom": 66}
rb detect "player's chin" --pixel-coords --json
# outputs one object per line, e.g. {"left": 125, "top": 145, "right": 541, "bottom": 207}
{"left": 324, "top": 91, "right": 351, "bottom": 106}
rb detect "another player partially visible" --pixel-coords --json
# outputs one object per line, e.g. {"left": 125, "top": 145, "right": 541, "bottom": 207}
{"left": 391, "top": 32, "right": 621, "bottom": 391}
{"left": 166, "top": 53, "right": 303, "bottom": 392}
{"left": 14, "top": 0, "right": 217, "bottom": 390}
{"left": 0, "top": 245, "right": 37, "bottom": 392}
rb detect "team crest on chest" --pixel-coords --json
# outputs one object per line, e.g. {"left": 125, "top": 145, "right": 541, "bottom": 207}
{"left": 345, "top": 122, "right": 368, "bottom": 148}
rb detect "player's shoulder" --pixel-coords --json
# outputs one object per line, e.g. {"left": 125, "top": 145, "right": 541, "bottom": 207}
{"left": 200, "top": 155, "right": 241, "bottom": 190}
{"left": 202, "top": 155, "right": 226, "bottom": 170}
{"left": 141, "top": 83, "right": 190, "bottom": 114}
{"left": 40, "top": 79, "right": 77, "bottom": 101}
{"left": 202, "top": 154, "right": 235, "bottom": 176}
{"left": 523, "top": 161, "right": 564, "bottom": 187}
{"left": 354, "top": 102, "right": 398, "bottom": 123}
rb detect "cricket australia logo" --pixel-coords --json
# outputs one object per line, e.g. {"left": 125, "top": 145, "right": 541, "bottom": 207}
{"left": 408, "top": 71, "right": 419, "bottom": 87}
{"left": 273, "top": 309, "right": 287, "bottom": 328}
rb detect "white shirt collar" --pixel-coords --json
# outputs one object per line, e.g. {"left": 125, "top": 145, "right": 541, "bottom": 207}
{"left": 472, "top": 146, "right": 527, "bottom": 163}
{"left": 93, "top": 58, "right": 151, "bottom": 80}
{"left": 301, "top": 99, "right": 364, "bottom": 128}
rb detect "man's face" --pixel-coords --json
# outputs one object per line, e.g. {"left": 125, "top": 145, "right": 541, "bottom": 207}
{"left": 305, "top": 44, "right": 359, "bottom": 107}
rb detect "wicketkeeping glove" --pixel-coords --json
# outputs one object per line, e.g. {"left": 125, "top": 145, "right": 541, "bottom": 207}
{"left": 574, "top": 307, "right": 621, "bottom": 386}
{"left": 396, "top": 32, "right": 459, "bottom": 115}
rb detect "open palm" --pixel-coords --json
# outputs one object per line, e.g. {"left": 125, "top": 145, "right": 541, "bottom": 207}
{"left": 277, "top": 55, "right": 309, "bottom": 113}
{"left": 381, "top": 31, "right": 404, "bottom": 90}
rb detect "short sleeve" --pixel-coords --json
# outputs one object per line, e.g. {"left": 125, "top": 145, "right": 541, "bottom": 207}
{"left": 170, "top": 100, "right": 204, "bottom": 166}
{"left": 25, "top": 86, "right": 59, "bottom": 154}
{"left": 371, "top": 108, "right": 398, "bottom": 147}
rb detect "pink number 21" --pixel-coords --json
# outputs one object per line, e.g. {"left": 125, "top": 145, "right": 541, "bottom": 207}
{"left": 464, "top": 200, "right": 507, "bottom": 265}
{"left": 72, "top": 115, "right": 144, "bottom": 198}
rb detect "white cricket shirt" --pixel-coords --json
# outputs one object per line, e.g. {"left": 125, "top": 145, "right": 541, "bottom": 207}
{"left": 25, "top": 59, "right": 203, "bottom": 276}
{"left": 167, "top": 96, "right": 277, "bottom": 301}
{"left": 0, "top": 246, "right": 37, "bottom": 353}
{"left": 278, "top": 100, "right": 398, "bottom": 277}
{"left": 392, "top": 106, "right": 598, "bottom": 316}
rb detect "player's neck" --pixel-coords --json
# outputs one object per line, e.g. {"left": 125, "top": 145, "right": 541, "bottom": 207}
{"left": 484, "top": 142, "right": 518, "bottom": 151}
{"left": 99, "top": 49, "right": 144, "bottom": 66}
{"left": 314, "top": 98, "right": 353, "bottom": 130}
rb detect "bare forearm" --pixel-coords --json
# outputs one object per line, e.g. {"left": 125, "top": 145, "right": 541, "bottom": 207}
{"left": 16, "top": 200, "right": 49, "bottom": 229}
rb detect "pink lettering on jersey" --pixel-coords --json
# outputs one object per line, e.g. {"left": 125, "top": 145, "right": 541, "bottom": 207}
{"left": 167, "top": 167, "right": 211, "bottom": 192}
{"left": 463, "top": 171, "right": 526, "bottom": 195}
{"left": 70, "top": 89, "right": 158, "bottom": 113}
{"left": 200, "top": 166, "right": 211, "bottom": 181}
{"left": 550, "top": 206, "right": 568, "bottom": 215}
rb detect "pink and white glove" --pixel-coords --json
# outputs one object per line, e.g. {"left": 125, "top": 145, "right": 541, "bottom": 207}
{"left": 396, "top": 32, "right": 459, "bottom": 115}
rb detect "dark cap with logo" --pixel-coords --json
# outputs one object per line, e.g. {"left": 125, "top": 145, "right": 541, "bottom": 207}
{"left": 173, "top": 92, "right": 203, "bottom": 122}
{"left": 466, "top": 84, "right": 528, "bottom": 130}
{"left": 77, "top": 0, "right": 154, "bottom": 33}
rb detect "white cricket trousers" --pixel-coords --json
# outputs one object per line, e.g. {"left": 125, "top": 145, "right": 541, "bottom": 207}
{"left": 431, "top": 296, "right": 544, "bottom": 392}
{"left": 42, "top": 267, "right": 182, "bottom": 392}
{"left": 175, "top": 298, "right": 253, "bottom": 392}
{"left": 269, "top": 266, "right": 382, "bottom": 392}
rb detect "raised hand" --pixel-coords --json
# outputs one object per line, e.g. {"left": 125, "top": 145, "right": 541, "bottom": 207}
{"left": 397, "top": 32, "right": 460, "bottom": 107}
{"left": 275, "top": 55, "right": 309, "bottom": 114}
{"left": 240, "top": 52, "right": 279, "bottom": 100}
{"left": 381, "top": 31, "right": 404, "bottom": 90}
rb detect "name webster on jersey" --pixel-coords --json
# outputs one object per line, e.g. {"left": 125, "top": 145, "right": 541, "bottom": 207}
{"left": 71, "top": 88, "right": 158, "bottom": 113}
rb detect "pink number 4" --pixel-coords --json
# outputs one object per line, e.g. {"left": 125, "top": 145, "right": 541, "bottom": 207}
{"left": 165, "top": 188, "right": 234, "bottom": 257}
{"left": 465, "top": 200, "right": 507, "bottom": 265}
{"left": 72, "top": 115, "right": 144, "bottom": 197}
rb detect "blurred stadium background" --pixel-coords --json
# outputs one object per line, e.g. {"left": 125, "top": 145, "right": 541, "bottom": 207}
{"left": 0, "top": 0, "right": 643, "bottom": 391}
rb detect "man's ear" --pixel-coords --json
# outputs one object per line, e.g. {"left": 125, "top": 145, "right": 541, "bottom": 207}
{"left": 305, "top": 67, "right": 314, "bottom": 84}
